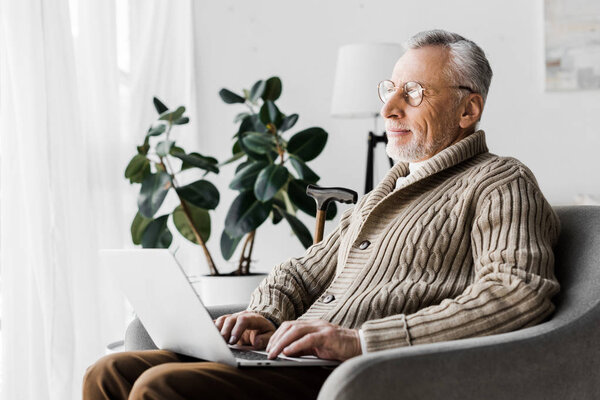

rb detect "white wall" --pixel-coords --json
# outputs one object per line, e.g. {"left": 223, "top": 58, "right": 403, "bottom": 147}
{"left": 174, "top": 0, "right": 600, "bottom": 274}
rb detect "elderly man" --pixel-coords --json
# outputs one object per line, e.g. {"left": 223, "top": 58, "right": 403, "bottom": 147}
{"left": 83, "top": 29, "right": 559, "bottom": 399}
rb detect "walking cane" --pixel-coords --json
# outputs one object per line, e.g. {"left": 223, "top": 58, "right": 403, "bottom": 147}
{"left": 306, "top": 185, "right": 358, "bottom": 244}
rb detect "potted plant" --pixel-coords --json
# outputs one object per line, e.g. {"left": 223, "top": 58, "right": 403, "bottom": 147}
{"left": 123, "top": 85, "right": 336, "bottom": 307}
{"left": 124, "top": 97, "right": 221, "bottom": 276}
{"left": 216, "top": 76, "right": 337, "bottom": 276}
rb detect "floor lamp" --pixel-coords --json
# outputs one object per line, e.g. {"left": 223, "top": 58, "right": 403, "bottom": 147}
{"left": 331, "top": 43, "right": 404, "bottom": 193}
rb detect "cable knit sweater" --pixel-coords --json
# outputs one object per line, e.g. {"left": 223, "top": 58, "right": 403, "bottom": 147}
{"left": 247, "top": 130, "right": 560, "bottom": 353}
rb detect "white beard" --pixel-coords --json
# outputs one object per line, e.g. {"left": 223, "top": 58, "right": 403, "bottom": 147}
{"left": 386, "top": 111, "right": 460, "bottom": 162}
{"left": 385, "top": 128, "right": 438, "bottom": 162}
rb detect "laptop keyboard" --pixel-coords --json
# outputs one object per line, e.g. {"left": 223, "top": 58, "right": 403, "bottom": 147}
{"left": 230, "top": 348, "right": 275, "bottom": 361}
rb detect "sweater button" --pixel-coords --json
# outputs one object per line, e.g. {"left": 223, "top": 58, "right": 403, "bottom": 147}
{"left": 323, "top": 294, "right": 335, "bottom": 303}
{"left": 358, "top": 240, "right": 371, "bottom": 250}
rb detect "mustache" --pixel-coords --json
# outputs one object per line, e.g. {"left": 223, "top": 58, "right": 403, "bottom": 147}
{"left": 386, "top": 125, "right": 412, "bottom": 131}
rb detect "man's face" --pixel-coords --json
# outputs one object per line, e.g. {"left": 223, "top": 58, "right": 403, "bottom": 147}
{"left": 381, "top": 46, "right": 464, "bottom": 162}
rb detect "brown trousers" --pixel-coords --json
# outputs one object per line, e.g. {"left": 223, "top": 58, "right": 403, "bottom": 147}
{"left": 82, "top": 350, "right": 333, "bottom": 400}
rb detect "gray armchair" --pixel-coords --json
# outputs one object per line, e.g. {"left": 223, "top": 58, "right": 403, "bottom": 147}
{"left": 124, "top": 206, "right": 600, "bottom": 399}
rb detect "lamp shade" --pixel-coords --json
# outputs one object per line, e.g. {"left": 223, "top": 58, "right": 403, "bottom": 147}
{"left": 331, "top": 43, "right": 404, "bottom": 119}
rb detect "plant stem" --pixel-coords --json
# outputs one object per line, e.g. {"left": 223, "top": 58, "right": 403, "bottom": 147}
{"left": 267, "top": 123, "right": 285, "bottom": 164}
{"left": 178, "top": 196, "right": 219, "bottom": 276}
{"left": 165, "top": 121, "right": 173, "bottom": 140}
{"left": 160, "top": 158, "right": 220, "bottom": 276}
{"left": 237, "top": 230, "right": 255, "bottom": 275}
{"left": 245, "top": 230, "right": 256, "bottom": 274}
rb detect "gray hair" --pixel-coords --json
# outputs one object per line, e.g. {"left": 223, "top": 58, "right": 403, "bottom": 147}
{"left": 406, "top": 29, "right": 493, "bottom": 105}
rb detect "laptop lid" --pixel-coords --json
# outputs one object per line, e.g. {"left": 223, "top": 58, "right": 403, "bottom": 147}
{"left": 101, "top": 249, "right": 238, "bottom": 367}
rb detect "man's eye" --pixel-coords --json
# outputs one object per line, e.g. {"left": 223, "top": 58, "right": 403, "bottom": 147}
{"left": 407, "top": 90, "right": 420, "bottom": 99}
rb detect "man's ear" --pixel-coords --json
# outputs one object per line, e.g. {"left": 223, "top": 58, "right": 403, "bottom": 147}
{"left": 459, "top": 94, "right": 484, "bottom": 129}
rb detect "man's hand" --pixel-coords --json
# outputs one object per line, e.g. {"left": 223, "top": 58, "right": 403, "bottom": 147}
{"left": 266, "top": 320, "right": 362, "bottom": 361}
{"left": 214, "top": 311, "right": 276, "bottom": 350}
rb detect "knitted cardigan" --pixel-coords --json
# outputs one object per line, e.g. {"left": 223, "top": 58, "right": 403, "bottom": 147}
{"left": 247, "top": 130, "right": 560, "bottom": 353}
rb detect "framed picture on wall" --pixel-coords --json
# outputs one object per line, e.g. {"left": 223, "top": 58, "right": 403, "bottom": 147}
{"left": 544, "top": 0, "right": 600, "bottom": 90}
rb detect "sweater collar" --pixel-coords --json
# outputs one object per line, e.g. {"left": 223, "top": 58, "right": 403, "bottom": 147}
{"left": 362, "top": 130, "right": 489, "bottom": 212}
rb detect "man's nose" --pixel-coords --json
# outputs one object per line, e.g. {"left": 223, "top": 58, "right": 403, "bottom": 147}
{"left": 380, "top": 95, "right": 406, "bottom": 120}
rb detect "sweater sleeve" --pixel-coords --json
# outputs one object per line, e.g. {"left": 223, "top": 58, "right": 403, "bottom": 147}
{"left": 246, "top": 205, "right": 357, "bottom": 326}
{"left": 360, "top": 175, "right": 561, "bottom": 352}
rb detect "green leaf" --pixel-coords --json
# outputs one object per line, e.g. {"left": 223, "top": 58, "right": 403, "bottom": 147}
{"left": 137, "top": 142, "right": 150, "bottom": 156}
{"left": 220, "top": 231, "right": 243, "bottom": 261}
{"left": 131, "top": 211, "right": 153, "bottom": 245}
{"left": 230, "top": 161, "right": 268, "bottom": 191}
{"left": 156, "top": 140, "right": 174, "bottom": 157}
{"left": 250, "top": 114, "right": 268, "bottom": 133}
{"left": 173, "top": 202, "right": 210, "bottom": 244}
{"left": 287, "top": 179, "right": 337, "bottom": 220}
{"left": 254, "top": 164, "right": 289, "bottom": 202}
{"left": 232, "top": 140, "right": 242, "bottom": 154}
{"left": 241, "top": 132, "right": 276, "bottom": 154}
{"left": 153, "top": 97, "right": 168, "bottom": 114}
{"left": 172, "top": 151, "right": 219, "bottom": 174}
{"left": 270, "top": 195, "right": 286, "bottom": 224}
{"left": 234, "top": 112, "right": 251, "bottom": 123}
{"left": 238, "top": 135, "right": 271, "bottom": 162}
{"left": 259, "top": 100, "right": 282, "bottom": 126}
{"left": 277, "top": 206, "right": 313, "bottom": 248}
{"left": 287, "top": 127, "right": 328, "bottom": 162}
{"left": 261, "top": 77, "right": 282, "bottom": 101}
{"left": 238, "top": 114, "right": 267, "bottom": 135}
{"left": 236, "top": 117, "right": 253, "bottom": 136}
{"left": 270, "top": 208, "right": 284, "bottom": 225}
{"left": 219, "top": 88, "right": 246, "bottom": 104}
{"left": 219, "top": 151, "right": 245, "bottom": 167}
{"left": 236, "top": 117, "right": 270, "bottom": 161}
{"left": 288, "top": 155, "right": 320, "bottom": 183}
{"left": 173, "top": 116, "right": 189, "bottom": 125}
{"left": 159, "top": 106, "right": 185, "bottom": 122}
{"left": 280, "top": 114, "right": 299, "bottom": 132}
{"left": 326, "top": 200, "right": 337, "bottom": 220}
{"left": 249, "top": 80, "right": 266, "bottom": 103}
{"left": 125, "top": 154, "right": 151, "bottom": 184}
{"left": 147, "top": 124, "right": 166, "bottom": 137}
{"left": 138, "top": 172, "right": 172, "bottom": 218}
{"left": 171, "top": 146, "right": 185, "bottom": 154}
{"left": 176, "top": 179, "right": 220, "bottom": 210}
{"left": 267, "top": 101, "right": 279, "bottom": 124}
{"left": 141, "top": 215, "right": 172, "bottom": 248}
{"left": 224, "top": 191, "right": 272, "bottom": 238}
{"left": 235, "top": 159, "right": 253, "bottom": 174}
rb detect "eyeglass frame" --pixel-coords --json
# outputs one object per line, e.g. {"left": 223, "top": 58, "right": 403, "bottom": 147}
{"left": 377, "top": 80, "right": 476, "bottom": 107}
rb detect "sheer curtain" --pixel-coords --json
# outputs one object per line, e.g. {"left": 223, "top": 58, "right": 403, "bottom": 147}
{"left": 0, "top": 0, "right": 126, "bottom": 398}
{"left": 0, "top": 0, "right": 195, "bottom": 399}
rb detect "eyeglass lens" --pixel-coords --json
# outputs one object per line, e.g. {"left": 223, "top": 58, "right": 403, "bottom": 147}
{"left": 378, "top": 80, "right": 424, "bottom": 107}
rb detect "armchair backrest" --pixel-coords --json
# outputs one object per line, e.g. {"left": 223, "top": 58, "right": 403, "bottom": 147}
{"left": 551, "top": 206, "right": 600, "bottom": 324}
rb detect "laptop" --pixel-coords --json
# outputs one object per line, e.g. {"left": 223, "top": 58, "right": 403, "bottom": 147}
{"left": 100, "top": 249, "right": 340, "bottom": 367}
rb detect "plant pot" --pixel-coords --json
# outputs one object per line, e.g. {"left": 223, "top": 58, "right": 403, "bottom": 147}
{"left": 191, "top": 273, "right": 268, "bottom": 307}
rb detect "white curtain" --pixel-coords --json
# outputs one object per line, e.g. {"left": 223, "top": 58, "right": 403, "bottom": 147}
{"left": 127, "top": 0, "right": 203, "bottom": 271}
{"left": 0, "top": 0, "right": 127, "bottom": 398}
{"left": 129, "top": 0, "right": 197, "bottom": 140}
{"left": 0, "top": 0, "right": 197, "bottom": 397}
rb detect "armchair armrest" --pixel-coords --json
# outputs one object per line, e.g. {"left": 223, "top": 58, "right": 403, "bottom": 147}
{"left": 123, "top": 303, "right": 248, "bottom": 351}
{"left": 318, "top": 309, "right": 600, "bottom": 400}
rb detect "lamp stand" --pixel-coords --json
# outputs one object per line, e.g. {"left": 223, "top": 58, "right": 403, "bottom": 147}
{"left": 365, "top": 131, "right": 394, "bottom": 193}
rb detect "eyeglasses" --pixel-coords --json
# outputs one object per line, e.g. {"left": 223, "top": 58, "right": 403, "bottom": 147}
{"left": 377, "top": 80, "right": 475, "bottom": 107}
